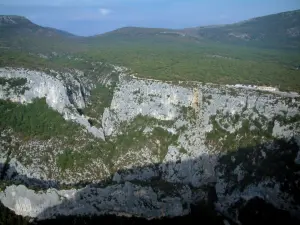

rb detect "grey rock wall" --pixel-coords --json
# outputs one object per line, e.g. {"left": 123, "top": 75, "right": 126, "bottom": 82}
{"left": 0, "top": 183, "right": 192, "bottom": 220}
{"left": 0, "top": 67, "right": 299, "bottom": 223}
{"left": 0, "top": 68, "right": 105, "bottom": 139}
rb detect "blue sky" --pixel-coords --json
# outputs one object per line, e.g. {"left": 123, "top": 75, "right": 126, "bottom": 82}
{"left": 0, "top": 0, "right": 299, "bottom": 36}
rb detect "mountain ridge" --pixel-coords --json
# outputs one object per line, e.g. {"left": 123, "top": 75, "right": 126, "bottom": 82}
{"left": 1, "top": 8, "right": 300, "bottom": 50}
{"left": 0, "top": 15, "right": 77, "bottom": 37}
{"left": 183, "top": 9, "right": 300, "bottom": 49}
{"left": 2, "top": 8, "right": 300, "bottom": 36}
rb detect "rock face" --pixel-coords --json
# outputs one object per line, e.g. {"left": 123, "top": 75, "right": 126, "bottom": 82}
{"left": 0, "top": 15, "right": 28, "bottom": 25}
{"left": 0, "top": 183, "right": 192, "bottom": 220}
{"left": 0, "top": 68, "right": 105, "bottom": 139}
{"left": 0, "top": 67, "right": 299, "bottom": 223}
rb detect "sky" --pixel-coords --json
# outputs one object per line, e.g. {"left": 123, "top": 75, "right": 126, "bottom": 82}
{"left": 0, "top": 0, "right": 299, "bottom": 36}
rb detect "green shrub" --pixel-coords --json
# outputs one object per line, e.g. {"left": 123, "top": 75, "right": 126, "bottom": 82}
{"left": 0, "top": 98, "right": 81, "bottom": 139}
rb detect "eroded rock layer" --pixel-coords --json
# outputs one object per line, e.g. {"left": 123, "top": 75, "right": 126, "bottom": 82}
{"left": 0, "top": 67, "right": 299, "bottom": 224}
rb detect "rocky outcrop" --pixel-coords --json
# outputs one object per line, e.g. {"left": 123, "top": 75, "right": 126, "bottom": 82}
{"left": 0, "top": 67, "right": 299, "bottom": 223}
{"left": 0, "top": 68, "right": 105, "bottom": 139}
{"left": 0, "top": 183, "right": 192, "bottom": 220}
{"left": 0, "top": 16, "right": 27, "bottom": 25}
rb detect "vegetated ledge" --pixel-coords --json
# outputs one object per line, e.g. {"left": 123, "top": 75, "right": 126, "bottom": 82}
{"left": 128, "top": 73, "right": 300, "bottom": 97}
{"left": 0, "top": 137, "right": 299, "bottom": 225}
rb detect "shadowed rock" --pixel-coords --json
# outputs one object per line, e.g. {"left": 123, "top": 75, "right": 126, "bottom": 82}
{"left": 0, "top": 138, "right": 299, "bottom": 224}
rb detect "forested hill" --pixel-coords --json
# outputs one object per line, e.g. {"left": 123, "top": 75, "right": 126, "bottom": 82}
{"left": 1, "top": 9, "right": 300, "bottom": 52}
{"left": 0, "top": 15, "right": 85, "bottom": 53}
{"left": 90, "top": 9, "right": 300, "bottom": 50}
{"left": 182, "top": 9, "right": 300, "bottom": 50}
{"left": 0, "top": 10, "right": 300, "bottom": 92}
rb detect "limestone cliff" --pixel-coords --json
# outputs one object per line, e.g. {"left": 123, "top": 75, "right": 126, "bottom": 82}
{"left": 0, "top": 66, "right": 299, "bottom": 224}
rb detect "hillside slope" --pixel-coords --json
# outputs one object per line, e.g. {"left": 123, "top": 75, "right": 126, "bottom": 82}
{"left": 183, "top": 9, "right": 300, "bottom": 50}
{"left": 83, "top": 10, "right": 300, "bottom": 92}
{"left": 1, "top": 10, "right": 300, "bottom": 92}
{"left": 93, "top": 9, "right": 300, "bottom": 50}
{"left": 0, "top": 15, "right": 85, "bottom": 53}
{"left": 2, "top": 9, "right": 299, "bottom": 53}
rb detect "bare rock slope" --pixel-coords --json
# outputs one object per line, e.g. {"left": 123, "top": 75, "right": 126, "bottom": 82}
{"left": 0, "top": 66, "right": 299, "bottom": 223}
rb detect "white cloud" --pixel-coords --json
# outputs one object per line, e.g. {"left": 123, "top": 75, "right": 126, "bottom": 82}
{"left": 67, "top": 8, "right": 113, "bottom": 21}
{"left": 99, "top": 8, "right": 112, "bottom": 16}
{"left": 219, "top": 14, "right": 228, "bottom": 19}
